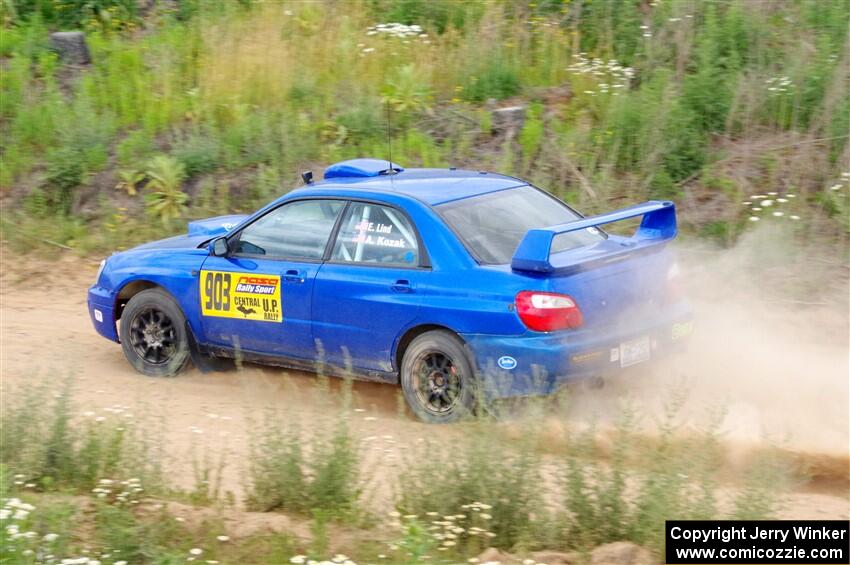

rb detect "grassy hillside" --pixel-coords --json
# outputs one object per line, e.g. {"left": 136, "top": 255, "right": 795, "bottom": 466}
{"left": 0, "top": 0, "right": 848, "bottom": 254}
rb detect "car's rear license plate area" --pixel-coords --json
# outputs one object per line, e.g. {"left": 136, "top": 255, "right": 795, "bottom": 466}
{"left": 619, "top": 336, "right": 650, "bottom": 367}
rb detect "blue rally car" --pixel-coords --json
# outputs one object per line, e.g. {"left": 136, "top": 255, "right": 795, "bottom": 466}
{"left": 88, "top": 158, "right": 692, "bottom": 422}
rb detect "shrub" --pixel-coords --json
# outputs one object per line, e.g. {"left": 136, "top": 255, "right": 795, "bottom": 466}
{"left": 519, "top": 103, "right": 544, "bottom": 174}
{"left": 145, "top": 154, "right": 189, "bottom": 223}
{"left": 396, "top": 423, "right": 544, "bottom": 550}
{"left": 0, "top": 378, "right": 163, "bottom": 493}
{"left": 115, "top": 169, "right": 145, "bottom": 196}
{"left": 661, "top": 103, "right": 708, "bottom": 182}
{"left": 369, "top": 0, "right": 482, "bottom": 34}
{"left": 554, "top": 401, "right": 788, "bottom": 554}
{"left": 335, "top": 103, "right": 384, "bottom": 142}
{"left": 247, "top": 413, "right": 361, "bottom": 520}
{"left": 44, "top": 146, "right": 85, "bottom": 215}
{"left": 116, "top": 129, "right": 157, "bottom": 169}
{"left": 464, "top": 62, "right": 521, "bottom": 102}
{"left": 382, "top": 64, "right": 433, "bottom": 116}
{"left": 7, "top": 0, "right": 139, "bottom": 30}
{"left": 173, "top": 130, "right": 221, "bottom": 177}
{"left": 250, "top": 164, "right": 282, "bottom": 206}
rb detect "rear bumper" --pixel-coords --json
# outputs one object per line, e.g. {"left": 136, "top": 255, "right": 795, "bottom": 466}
{"left": 87, "top": 285, "right": 119, "bottom": 342}
{"left": 462, "top": 303, "right": 693, "bottom": 398}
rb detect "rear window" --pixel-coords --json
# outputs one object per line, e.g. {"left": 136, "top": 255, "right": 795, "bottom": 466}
{"left": 437, "top": 186, "right": 604, "bottom": 264}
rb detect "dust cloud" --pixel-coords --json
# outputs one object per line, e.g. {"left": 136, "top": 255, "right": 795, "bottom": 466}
{"left": 555, "top": 223, "right": 849, "bottom": 459}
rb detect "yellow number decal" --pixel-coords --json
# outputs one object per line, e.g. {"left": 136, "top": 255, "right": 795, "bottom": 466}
{"left": 200, "top": 270, "right": 282, "bottom": 323}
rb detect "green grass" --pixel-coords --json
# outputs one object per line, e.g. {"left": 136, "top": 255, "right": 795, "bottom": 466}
{"left": 396, "top": 423, "right": 545, "bottom": 551}
{"left": 0, "top": 0, "right": 846, "bottom": 252}
{"left": 0, "top": 378, "right": 795, "bottom": 563}
{"left": 246, "top": 409, "right": 361, "bottom": 521}
{"left": 0, "top": 377, "right": 165, "bottom": 496}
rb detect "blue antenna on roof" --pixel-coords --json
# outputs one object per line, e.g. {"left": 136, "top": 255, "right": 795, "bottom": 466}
{"left": 386, "top": 100, "right": 396, "bottom": 188}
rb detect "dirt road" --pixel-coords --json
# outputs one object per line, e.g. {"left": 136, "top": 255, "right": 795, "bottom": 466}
{"left": 1, "top": 247, "right": 847, "bottom": 520}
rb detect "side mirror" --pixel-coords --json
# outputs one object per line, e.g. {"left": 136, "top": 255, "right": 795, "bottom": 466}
{"left": 211, "top": 237, "right": 229, "bottom": 257}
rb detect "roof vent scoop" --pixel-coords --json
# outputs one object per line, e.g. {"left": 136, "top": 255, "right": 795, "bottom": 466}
{"left": 323, "top": 158, "right": 404, "bottom": 179}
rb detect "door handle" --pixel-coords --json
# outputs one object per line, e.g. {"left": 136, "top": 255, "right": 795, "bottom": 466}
{"left": 391, "top": 279, "right": 413, "bottom": 293}
{"left": 283, "top": 269, "right": 305, "bottom": 283}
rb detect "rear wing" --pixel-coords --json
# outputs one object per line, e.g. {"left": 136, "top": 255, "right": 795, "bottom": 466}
{"left": 511, "top": 201, "right": 677, "bottom": 274}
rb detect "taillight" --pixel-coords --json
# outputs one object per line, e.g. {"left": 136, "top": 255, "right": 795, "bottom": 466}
{"left": 515, "top": 291, "right": 583, "bottom": 332}
{"left": 666, "top": 262, "right": 684, "bottom": 304}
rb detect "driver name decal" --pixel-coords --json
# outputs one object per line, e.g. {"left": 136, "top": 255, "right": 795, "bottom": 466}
{"left": 200, "top": 270, "right": 282, "bottom": 322}
{"left": 352, "top": 220, "right": 407, "bottom": 249}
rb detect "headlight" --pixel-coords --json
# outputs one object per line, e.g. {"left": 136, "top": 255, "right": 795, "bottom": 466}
{"left": 96, "top": 259, "right": 106, "bottom": 283}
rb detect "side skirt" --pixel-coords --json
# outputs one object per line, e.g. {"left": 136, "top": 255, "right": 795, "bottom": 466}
{"left": 199, "top": 342, "right": 399, "bottom": 384}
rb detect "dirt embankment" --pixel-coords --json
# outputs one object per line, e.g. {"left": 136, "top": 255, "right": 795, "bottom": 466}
{"left": 0, "top": 230, "right": 847, "bottom": 519}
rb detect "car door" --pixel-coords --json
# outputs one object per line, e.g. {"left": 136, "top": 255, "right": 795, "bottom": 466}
{"left": 199, "top": 198, "right": 345, "bottom": 358}
{"left": 312, "top": 200, "right": 431, "bottom": 373}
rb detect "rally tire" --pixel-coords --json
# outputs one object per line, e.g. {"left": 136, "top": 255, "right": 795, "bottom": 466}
{"left": 400, "top": 330, "right": 476, "bottom": 424}
{"left": 119, "top": 288, "right": 191, "bottom": 377}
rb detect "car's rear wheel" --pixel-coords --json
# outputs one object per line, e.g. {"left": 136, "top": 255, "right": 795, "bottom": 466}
{"left": 400, "top": 330, "right": 475, "bottom": 423}
{"left": 119, "top": 288, "right": 191, "bottom": 377}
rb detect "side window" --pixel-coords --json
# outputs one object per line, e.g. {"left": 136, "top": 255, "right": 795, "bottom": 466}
{"left": 233, "top": 200, "right": 344, "bottom": 260}
{"left": 331, "top": 203, "right": 420, "bottom": 266}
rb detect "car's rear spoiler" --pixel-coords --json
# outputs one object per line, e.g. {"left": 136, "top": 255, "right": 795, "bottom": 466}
{"left": 187, "top": 214, "right": 248, "bottom": 238}
{"left": 511, "top": 200, "right": 677, "bottom": 274}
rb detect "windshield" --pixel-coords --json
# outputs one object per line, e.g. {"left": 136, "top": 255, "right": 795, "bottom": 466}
{"left": 437, "top": 186, "right": 605, "bottom": 264}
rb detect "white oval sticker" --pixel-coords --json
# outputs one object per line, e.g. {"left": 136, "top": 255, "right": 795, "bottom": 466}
{"left": 498, "top": 356, "right": 517, "bottom": 370}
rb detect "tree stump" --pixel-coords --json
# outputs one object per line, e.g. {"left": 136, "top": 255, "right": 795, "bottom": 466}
{"left": 49, "top": 32, "right": 91, "bottom": 65}
{"left": 491, "top": 105, "right": 527, "bottom": 134}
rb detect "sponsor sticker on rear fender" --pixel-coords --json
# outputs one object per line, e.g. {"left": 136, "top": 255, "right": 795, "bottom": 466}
{"left": 200, "top": 270, "right": 282, "bottom": 322}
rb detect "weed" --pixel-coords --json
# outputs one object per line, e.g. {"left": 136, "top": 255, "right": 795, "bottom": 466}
{"left": 44, "top": 147, "right": 86, "bottom": 215}
{"left": 382, "top": 64, "right": 433, "bottom": 116}
{"left": 247, "top": 412, "right": 361, "bottom": 521}
{"left": 173, "top": 129, "right": 221, "bottom": 177}
{"left": 396, "top": 423, "right": 544, "bottom": 550}
{"left": 115, "top": 169, "right": 145, "bottom": 196}
{"left": 145, "top": 154, "right": 189, "bottom": 223}
{"left": 0, "top": 377, "right": 163, "bottom": 495}
{"left": 464, "top": 63, "right": 521, "bottom": 102}
{"left": 2, "top": 1, "right": 847, "bottom": 252}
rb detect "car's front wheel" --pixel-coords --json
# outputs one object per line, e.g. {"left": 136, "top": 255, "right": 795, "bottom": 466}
{"left": 400, "top": 330, "right": 476, "bottom": 423}
{"left": 119, "top": 288, "right": 191, "bottom": 377}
